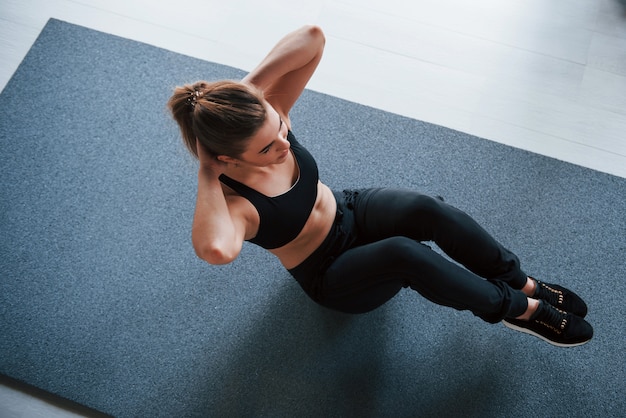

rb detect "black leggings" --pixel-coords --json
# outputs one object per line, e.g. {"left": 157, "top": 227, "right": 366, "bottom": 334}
{"left": 288, "top": 188, "right": 529, "bottom": 323}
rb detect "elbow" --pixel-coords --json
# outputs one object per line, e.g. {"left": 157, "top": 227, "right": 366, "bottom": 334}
{"left": 299, "top": 25, "right": 324, "bottom": 53}
{"left": 194, "top": 241, "right": 239, "bottom": 265}
{"left": 307, "top": 25, "right": 325, "bottom": 48}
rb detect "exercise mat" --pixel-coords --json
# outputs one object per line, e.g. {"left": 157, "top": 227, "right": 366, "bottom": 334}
{"left": 1, "top": 19, "right": 625, "bottom": 417}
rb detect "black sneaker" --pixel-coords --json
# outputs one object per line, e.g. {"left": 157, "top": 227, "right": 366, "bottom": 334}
{"left": 503, "top": 300, "right": 593, "bottom": 347}
{"left": 532, "top": 277, "right": 588, "bottom": 318}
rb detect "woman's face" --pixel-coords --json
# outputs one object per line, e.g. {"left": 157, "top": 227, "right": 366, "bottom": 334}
{"left": 231, "top": 102, "right": 290, "bottom": 167}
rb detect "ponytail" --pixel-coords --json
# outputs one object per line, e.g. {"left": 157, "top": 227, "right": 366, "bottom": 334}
{"left": 167, "top": 80, "right": 266, "bottom": 159}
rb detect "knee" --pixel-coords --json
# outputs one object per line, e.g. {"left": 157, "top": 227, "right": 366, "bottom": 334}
{"left": 382, "top": 236, "right": 430, "bottom": 265}
{"left": 401, "top": 194, "right": 449, "bottom": 223}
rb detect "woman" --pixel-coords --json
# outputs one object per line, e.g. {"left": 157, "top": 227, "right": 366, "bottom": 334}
{"left": 168, "top": 26, "right": 592, "bottom": 347}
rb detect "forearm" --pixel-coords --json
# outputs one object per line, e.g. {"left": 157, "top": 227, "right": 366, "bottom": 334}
{"left": 242, "top": 25, "right": 325, "bottom": 90}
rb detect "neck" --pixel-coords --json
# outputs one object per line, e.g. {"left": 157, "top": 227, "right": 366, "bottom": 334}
{"left": 224, "top": 161, "right": 275, "bottom": 179}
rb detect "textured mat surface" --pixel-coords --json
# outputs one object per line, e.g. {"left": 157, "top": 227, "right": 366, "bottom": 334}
{"left": 1, "top": 19, "right": 625, "bottom": 417}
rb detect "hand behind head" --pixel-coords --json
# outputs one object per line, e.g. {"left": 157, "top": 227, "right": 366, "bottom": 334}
{"left": 196, "top": 139, "right": 228, "bottom": 176}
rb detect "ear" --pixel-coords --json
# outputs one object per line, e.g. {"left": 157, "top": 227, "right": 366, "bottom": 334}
{"left": 216, "top": 155, "right": 239, "bottom": 165}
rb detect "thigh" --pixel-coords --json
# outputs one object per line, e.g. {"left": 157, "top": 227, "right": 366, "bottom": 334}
{"left": 318, "top": 237, "right": 420, "bottom": 314}
{"left": 353, "top": 188, "right": 526, "bottom": 285}
{"left": 353, "top": 188, "right": 445, "bottom": 243}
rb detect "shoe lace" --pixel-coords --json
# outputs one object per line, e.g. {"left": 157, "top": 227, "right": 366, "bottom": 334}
{"left": 536, "top": 281, "right": 564, "bottom": 306}
{"left": 535, "top": 304, "right": 567, "bottom": 335}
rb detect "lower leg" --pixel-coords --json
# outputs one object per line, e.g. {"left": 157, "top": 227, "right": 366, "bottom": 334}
{"left": 354, "top": 189, "right": 528, "bottom": 288}
{"left": 322, "top": 236, "right": 525, "bottom": 320}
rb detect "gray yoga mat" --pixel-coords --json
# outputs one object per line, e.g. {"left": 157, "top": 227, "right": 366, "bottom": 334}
{"left": 1, "top": 19, "right": 625, "bottom": 417}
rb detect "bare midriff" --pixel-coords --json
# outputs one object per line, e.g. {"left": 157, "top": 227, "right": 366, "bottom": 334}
{"left": 269, "top": 181, "right": 337, "bottom": 269}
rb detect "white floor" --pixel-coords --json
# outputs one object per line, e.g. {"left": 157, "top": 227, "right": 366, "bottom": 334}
{"left": 0, "top": 383, "right": 86, "bottom": 418}
{"left": 1, "top": 0, "right": 626, "bottom": 180}
{"left": 1, "top": 0, "right": 625, "bottom": 414}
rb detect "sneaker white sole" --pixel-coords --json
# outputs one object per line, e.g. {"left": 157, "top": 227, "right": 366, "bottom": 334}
{"left": 502, "top": 320, "right": 591, "bottom": 348}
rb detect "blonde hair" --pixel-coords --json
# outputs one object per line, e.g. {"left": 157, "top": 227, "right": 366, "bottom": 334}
{"left": 167, "top": 80, "right": 266, "bottom": 158}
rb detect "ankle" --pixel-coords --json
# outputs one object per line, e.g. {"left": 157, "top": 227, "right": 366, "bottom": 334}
{"left": 521, "top": 276, "right": 536, "bottom": 297}
{"left": 516, "top": 298, "right": 539, "bottom": 321}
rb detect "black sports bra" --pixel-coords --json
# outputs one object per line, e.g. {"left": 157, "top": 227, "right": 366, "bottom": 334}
{"left": 219, "top": 131, "right": 319, "bottom": 249}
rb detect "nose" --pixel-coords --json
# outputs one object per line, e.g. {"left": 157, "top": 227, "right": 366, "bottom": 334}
{"left": 278, "top": 136, "right": 290, "bottom": 151}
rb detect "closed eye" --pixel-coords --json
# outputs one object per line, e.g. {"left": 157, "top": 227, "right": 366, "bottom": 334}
{"left": 259, "top": 118, "right": 284, "bottom": 154}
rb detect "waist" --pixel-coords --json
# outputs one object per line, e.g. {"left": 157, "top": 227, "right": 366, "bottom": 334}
{"left": 269, "top": 182, "right": 337, "bottom": 268}
{"left": 287, "top": 190, "right": 357, "bottom": 279}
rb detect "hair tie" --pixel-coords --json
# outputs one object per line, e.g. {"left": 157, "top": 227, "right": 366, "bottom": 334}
{"left": 187, "top": 90, "right": 202, "bottom": 109}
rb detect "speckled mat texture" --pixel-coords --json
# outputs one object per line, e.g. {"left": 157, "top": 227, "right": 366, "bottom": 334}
{"left": 1, "top": 19, "right": 625, "bottom": 417}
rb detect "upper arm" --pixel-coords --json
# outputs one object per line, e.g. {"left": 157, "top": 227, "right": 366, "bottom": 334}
{"left": 242, "top": 25, "right": 325, "bottom": 123}
{"left": 193, "top": 195, "right": 255, "bottom": 265}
